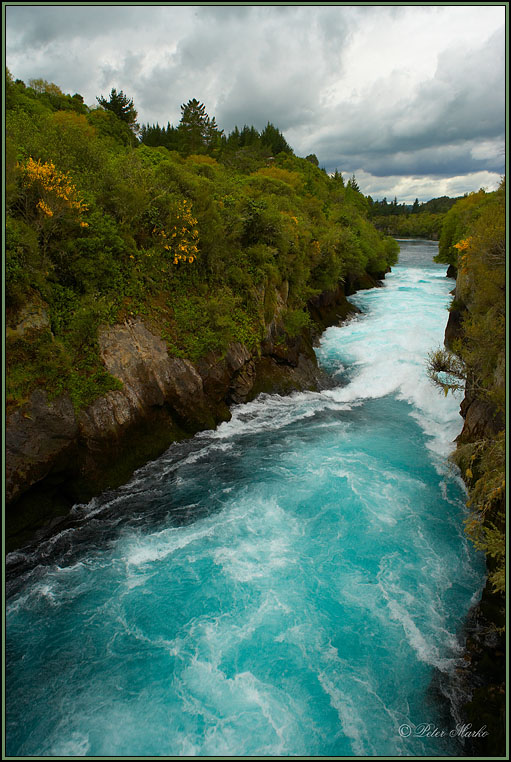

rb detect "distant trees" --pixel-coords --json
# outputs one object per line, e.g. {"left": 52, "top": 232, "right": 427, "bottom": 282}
{"left": 139, "top": 122, "right": 179, "bottom": 151}
{"left": 29, "top": 78, "right": 64, "bottom": 96}
{"left": 96, "top": 88, "right": 139, "bottom": 133}
{"left": 259, "top": 122, "right": 292, "bottom": 155}
{"left": 346, "top": 174, "right": 360, "bottom": 192}
{"left": 177, "top": 98, "right": 223, "bottom": 155}
{"left": 139, "top": 102, "right": 294, "bottom": 165}
{"left": 222, "top": 121, "right": 293, "bottom": 160}
{"left": 367, "top": 193, "right": 463, "bottom": 239}
{"left": 332, "top": 170, "right": 344, "bottom": 186}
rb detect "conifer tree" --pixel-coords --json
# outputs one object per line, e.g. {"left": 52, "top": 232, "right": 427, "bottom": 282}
{"left": 96, "top": 88, "right": 139, "bottom": 133}
{"left": 178, "top": 98, "right": 222, "bottom": 155}
{"left": 260, "top": 122, "right": 292, "bottom": 155}
{"left": 347, "top": 173, "right": 360, "bottom": 192}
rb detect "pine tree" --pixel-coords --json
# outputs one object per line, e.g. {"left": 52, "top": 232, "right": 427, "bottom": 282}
{"left": 347, "top": 173, "right": 360, "bottom": 192}
{"left": 205, "top": 115, "right": 224, "bottom": 152}
{"left": 226, "top": 126, "right": 241, "bottom": 149}
{"left": 178, "top": 99, "right": 222, "bottom": 156}
{"left": 332, "top": 169, "right": 344, "bottom": 186}
{"left": 260, "top": 122, "right": 292, "bottom": 155}
{"left": 96, "top": 88, "right": 139, "bottom": 133}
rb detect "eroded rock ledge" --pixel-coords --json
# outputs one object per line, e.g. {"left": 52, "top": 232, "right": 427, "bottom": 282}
{"left": 440, "top": 267, "right": 505, "bottom": 758}
{"left": 6, "top": 274, "right": 383, "bottom": 549}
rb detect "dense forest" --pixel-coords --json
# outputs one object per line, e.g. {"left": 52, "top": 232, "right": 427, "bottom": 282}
{"left": 368, "top": 195, "right": 461, "bottom": 239}
{"left": 5, "top": 74, "right": 398, "bottom": 416}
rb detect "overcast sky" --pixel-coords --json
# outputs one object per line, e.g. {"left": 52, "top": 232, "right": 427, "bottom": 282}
{"left": 5, "top": 4, "right": 506, "bottom": 202}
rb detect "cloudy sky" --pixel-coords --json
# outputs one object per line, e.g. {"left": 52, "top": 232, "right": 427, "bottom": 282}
{"left": 5, "top": 4, "right": 506, "bottom": 202}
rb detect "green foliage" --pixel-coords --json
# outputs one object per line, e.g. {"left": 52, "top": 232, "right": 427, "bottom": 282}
{"left": 456, "top": 434, "right": 505, "bottom": 595}
{"left": 429, "top": 183, "right": 505, "bottom": 410}
{"left": 430, "top": 182, "right": 505, "bottom": 597}
{"left": 166, "top": 289, "right": 260, "bottom": 360}
{"left": 87, "top": 108, "right": 137, "bottom": 147}
{"left": 178, "top": 99, "right": 223, "bottom": 156}
{"left": 5, "top": 217, "right": 41, "bottom": 308}
{"left": 6, "top": 327, "right": 122, "bottom": 414}
{"left": 6, "top": 74, "right": 398, "bottom": 413}
{"left": 435, "top": 190, "right": 488, "bottom": 265}
{"left": 96, "top": 88, "right": 139, "bottom": 133}
{"left": 450, "top": 185, "right": 505, "bottom": 411}
{"left": 283, "top": 308, "right": 311, "bottom": 337}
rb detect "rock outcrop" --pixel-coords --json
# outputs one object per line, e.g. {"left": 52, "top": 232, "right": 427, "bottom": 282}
{"left": 457, "top": 392, "right": 504, "bottom": 443}
{"left": 441, "top": 265, "right": 506, "bottom": 758}
{"left": 6, "top": 278, "right": 369, "bottom": 548}
{"left": 6, "top": 391, "right": 79, "bottom": 507}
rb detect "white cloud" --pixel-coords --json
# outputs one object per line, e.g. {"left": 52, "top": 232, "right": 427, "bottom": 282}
{"left": 354, "top": 169, "right": 502, "bottom": 204}
{"left": 5, "top": 4, "right": 506, "bottom": 203}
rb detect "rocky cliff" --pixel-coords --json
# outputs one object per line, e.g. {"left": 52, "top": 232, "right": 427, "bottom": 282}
{"left": 441, "top": 267, "right": 506, "bottom": 757}
{"left": 6, "top": 275, "right": 381, "bottom": 550}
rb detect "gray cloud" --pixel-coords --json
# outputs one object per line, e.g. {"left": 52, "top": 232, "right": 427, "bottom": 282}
{"left": 5, "top": 5, "right": 505, "bottom": 201}
{"left": 299, "top": 25, "right": 505, "bottom": 179}
{"left": 6, "top": 5, "right": 149, "bottom": 48}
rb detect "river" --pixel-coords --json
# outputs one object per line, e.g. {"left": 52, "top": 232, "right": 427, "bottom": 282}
{"left": 5, "top": 239, "right": 485, "bottom": 756}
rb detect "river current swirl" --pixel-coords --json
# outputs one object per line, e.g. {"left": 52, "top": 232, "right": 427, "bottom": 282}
{"left": 6, "top": 240, "right": 485, "bottom": 756}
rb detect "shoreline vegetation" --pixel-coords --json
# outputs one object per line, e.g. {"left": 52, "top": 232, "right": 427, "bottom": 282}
{"left": 427, "top": 181, "right": 506, "bottom": 756}
{"left": 368, "top": 195, "right": 461, "bottom": 240}
{"left": 5, "top": 73, "right": 398, "bottom": 543}
{"left": 5, "top": 72, "right": 506, "bottom": 756}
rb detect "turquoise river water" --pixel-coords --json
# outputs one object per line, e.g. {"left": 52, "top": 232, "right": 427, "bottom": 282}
{"left": 6, "top": 240, "right": 486, "bottom": 756}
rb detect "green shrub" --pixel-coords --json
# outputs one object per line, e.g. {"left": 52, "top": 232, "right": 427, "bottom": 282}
{"left": 283, "top": 308, "right": 311, "bottom": 337}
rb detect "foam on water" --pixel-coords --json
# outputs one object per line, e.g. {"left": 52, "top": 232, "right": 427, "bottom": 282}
{"left": 317, "top": 264, "right": 463, "bottom": 459}
{"left": 6, "top": 240, "right": 485, "bottom": 756}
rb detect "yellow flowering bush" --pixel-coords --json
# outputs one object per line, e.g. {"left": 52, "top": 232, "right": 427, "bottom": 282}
{"left": 453, "top": 237, "right": 472, "bottom": 251}
{"left": 454, "top": 237, "right": 473, "bottom": 274}
{"left": 154, "top": 199, "right": 199, "bottom": 265}
{"left": 18, "top": 157, "right": 88, "bottom": 225}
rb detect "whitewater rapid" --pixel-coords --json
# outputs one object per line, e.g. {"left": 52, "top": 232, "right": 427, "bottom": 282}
{"left": 6, "top": 240, "right": 485, "bottom": 756}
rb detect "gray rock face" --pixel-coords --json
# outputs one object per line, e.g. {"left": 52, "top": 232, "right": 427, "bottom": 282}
{"left": 6, "top": 276, "right": 384, "bottom": 541}
{"left": 6, "top": 391, "right": 79, "bottom": 504}
{"left": 6, "top": 320, "right": 217, "bottom": 513}
{"left": 444, "top": 306, "right": 465, "bottom": 349}
{"left": 96, "top": 320, "right": 212, "bottom": 431}
{"left": 457, "top": 393, "right": 504, "bottom": 443}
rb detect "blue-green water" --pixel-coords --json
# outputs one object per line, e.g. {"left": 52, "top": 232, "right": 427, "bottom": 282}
{"left": 6, "top": 240, "right": 485, "bottom": 756}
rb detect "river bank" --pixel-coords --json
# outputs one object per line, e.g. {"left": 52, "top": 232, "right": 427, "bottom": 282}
{"left": 6, "top": 240, "right": 487, "bottom": 757}
{"left": 442, "top": 267, "right": 506, "bottom": 758}
{"left": 5, "top": 269, "right": 384, "bottom": 553}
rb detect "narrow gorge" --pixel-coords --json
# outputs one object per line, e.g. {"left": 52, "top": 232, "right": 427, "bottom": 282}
{"left": 6, "top": 240, "right": 488, "bottom": 757}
